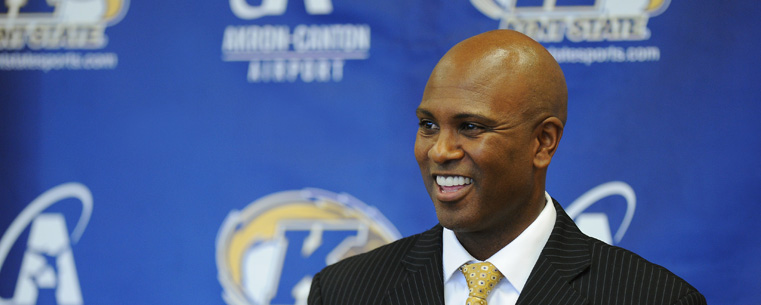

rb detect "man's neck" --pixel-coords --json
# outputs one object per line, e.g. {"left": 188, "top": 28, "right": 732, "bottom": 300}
{"left": 454, "top": 196, "right": 547, "bottom": 261}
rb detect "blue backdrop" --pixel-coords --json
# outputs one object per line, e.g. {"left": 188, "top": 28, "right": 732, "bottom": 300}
{"left": 2, "top": 0, "right": 760, "bottom": 304}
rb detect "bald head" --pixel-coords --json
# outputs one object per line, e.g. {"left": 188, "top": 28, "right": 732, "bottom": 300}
{"left": 424, "top": 30, "right": 567, "bottom": 125}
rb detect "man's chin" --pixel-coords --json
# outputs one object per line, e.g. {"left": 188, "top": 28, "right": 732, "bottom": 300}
{"left": 435, "top": 213, "right": 474, "bottom": 232}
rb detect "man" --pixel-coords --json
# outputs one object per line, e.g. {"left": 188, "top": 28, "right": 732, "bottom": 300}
{"left": 307, "top": 30, "right": 705, "bottom": 305}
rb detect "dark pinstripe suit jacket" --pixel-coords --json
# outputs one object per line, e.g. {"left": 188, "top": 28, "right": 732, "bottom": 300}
{"left": 307, "top": 199, "right": 706, "bottom": 305}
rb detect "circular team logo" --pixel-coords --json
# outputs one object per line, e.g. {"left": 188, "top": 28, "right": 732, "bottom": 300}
{"left": 216, "top": 188, "right": 401, "bottom": 305}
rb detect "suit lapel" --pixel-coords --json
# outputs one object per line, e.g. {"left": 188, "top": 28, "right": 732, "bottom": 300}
{"left": 385, "top": 199, "right": 591, "bottom": 305}
{"left": 517, "top": 199, "right": 591, "bottom": 305}
{"left": 386, "top": 225, "right": 445, "bottom": 305}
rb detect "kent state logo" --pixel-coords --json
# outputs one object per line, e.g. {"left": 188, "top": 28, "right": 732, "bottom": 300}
{"left": 0, "top": 183, "right": 93, "bottom": 305}
{"left": 0, "top": 0, "right": 129, "bottom": 49}
{"left": 471, "top": 0, "right": 671, "bottom": 42}
{"left": 216, "top": 188, "right": 401, "bottom": 305}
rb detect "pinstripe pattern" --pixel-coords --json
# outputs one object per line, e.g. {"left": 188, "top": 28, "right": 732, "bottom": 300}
{"left": 518, "top": 199, "right": 706, "bottom": 305}
{"left": 308, "top": 199, "right": 706, "bottom": 305}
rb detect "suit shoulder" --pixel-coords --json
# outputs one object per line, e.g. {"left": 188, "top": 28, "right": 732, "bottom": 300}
{"left": 587, "top": 238, "right": 695, "bottom": 284}
{"left": 583, "top": 239, "right": 705, "bottom": 304}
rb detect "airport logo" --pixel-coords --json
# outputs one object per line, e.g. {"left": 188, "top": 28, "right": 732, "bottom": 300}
{"left": 0, "top": 182, "right": 93, "bottom": 305}
{"left": 216, "top": 188, "right": 400, "bottom": 305}
{"left": 567, "top": 181, "right": 636, "bottom": 245}
{"left": 222, "top": 0, "right": 371, "bottom": 83}
{"left": 0, "top": 0, "right": 128, "bottom": 70}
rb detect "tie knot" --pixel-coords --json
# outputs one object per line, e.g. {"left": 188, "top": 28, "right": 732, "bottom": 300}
{"left": 460, "top": 262, "right": 503, "bottom": 304}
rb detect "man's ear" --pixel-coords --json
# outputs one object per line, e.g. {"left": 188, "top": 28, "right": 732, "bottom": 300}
{"left": 533, "top": 117, "right": 564, "bottom": 169}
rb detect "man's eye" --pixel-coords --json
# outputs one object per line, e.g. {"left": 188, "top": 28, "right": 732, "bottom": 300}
{"left": 460, "top": 122, "right": 486, "bottom": 135}
{"left": 418, "top": 120, "right": 438, "bottom": 130}
{"left": 461, "top": 122, "right": 484, "bottom": 131}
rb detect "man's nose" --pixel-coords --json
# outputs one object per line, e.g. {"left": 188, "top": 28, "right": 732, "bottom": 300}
{"left": 429, "top": 131, "right": 464, "bottom": 164}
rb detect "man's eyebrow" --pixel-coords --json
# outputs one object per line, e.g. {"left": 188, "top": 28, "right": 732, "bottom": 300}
{"left": 416, "top": 108, "right": 434, "bottom": 117}
{"left": 452, "top": 113, "right": 498, "bottom": 125}
{"left": 416, "top": 108, "right": 498, "bottom": 125}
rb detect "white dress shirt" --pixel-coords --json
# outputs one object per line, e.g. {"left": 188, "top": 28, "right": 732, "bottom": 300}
{"left": 442, "top": 192, "right": 557, "bottom": 305}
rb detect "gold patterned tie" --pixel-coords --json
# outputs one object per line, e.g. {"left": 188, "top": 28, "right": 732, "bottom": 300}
{"left": 460, "top": 262, "right": 504, "bottom": 305}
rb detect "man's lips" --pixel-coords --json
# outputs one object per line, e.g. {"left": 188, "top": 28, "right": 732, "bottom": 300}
{"left": 434, "top": 175, "right": 473, "bottom": 201}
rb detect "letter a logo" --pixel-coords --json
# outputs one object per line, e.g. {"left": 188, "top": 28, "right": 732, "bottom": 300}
{"left": 0, "top": 183, "right": 93, "bottom": 305}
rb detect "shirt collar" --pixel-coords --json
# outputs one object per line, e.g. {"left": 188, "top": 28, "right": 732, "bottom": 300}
{"left": 442, "top": 191, "right": 557, "bottom": 293}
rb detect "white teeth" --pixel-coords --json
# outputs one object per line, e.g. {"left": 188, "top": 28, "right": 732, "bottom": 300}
{"left": 436, "top": 175, "right": 472, "bottom": 187}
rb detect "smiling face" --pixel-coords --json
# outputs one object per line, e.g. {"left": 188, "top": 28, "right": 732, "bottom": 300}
{"left": 415, "top": 86, "right": 538, "bottom": 235}
{"left": 414, "top": 30, "right": 567, "bottom": 241}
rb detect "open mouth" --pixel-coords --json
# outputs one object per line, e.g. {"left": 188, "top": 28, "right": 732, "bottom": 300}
{"left": 435, "top": 175, "right": 472, "bottom": 193}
